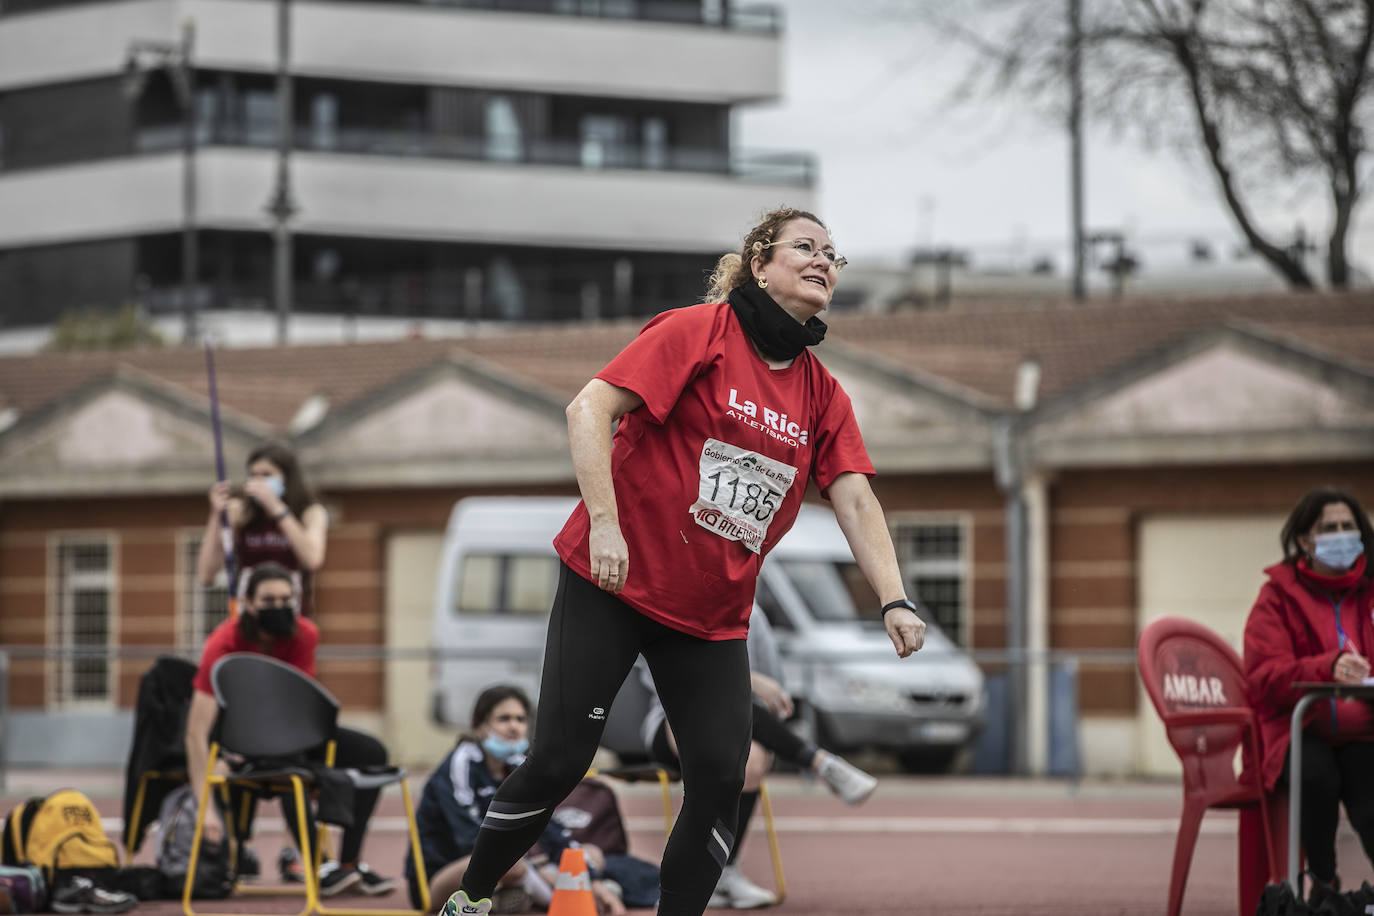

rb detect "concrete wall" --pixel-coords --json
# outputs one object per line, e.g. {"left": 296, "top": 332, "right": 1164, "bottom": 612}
{"left": 0, "top": 0, "right": 780, "bottom": 103}
{"left": 0, "top": 149, "right": 813, "bottom": 250}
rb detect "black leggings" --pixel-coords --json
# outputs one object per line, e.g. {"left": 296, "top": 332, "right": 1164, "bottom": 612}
{"left": 1282, "top": 734, "right": 1374, "bottom": 883}
{"left": 459, "top": 564, "right": 753, "bottom": 916}
{"left": 232, "top": 726, "right": 388, "bottom": 865}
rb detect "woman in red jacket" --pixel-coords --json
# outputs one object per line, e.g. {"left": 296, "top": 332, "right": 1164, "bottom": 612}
{"left": 1243, "top": 486, "right": 1374, "bottom": 894}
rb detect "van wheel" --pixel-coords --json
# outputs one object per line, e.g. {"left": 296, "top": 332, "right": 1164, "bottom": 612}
{"left": 896, "top": 748, "right": 958, "bottom": 774}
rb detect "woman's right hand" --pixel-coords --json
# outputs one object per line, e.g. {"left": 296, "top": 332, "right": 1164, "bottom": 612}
{"left": 588, "top": 521, "right": 629, "bottom": 594}
{"left": 208, "top": 481, "right": 232, "bottom": 515}
{"left": 1334, "top": 651, "right": 1371, "bottom": 684}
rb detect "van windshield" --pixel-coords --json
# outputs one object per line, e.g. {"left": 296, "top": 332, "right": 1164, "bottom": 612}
{"left": 778, "top": 560, "right": 873, "bottom": 623}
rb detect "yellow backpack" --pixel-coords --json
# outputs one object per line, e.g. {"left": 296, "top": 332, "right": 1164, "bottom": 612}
{"left": 1, "top": 789, "right": 120, "bottom": 883}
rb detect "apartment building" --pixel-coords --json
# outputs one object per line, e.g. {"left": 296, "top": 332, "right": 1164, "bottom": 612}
{"left": 0, "top": 0, "right": 812, "bottom": 331}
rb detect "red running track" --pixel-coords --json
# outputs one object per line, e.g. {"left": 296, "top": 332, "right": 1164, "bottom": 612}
{"left": 9, "top": 772, "right": 1373, "bottom": 916}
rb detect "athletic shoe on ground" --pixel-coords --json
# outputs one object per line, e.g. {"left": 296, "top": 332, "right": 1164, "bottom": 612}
{"left": 442, "top": 889, "right": 492, "bottom": 916}
{"left": 237, "top": 844, "right": 261, "bottom": 882}
{"left": 817, "top": 751, "right": 878, "bottom": 805}
{"left": 278, "top": 845, "right": 305, "bottom": 883}
{"left": 708, "top": 865, "right": 776, "bottom": 909}
{"left": 355, "top": 862, "right": 396, "bottom": 896}
{"left": 50, "top": 877, "right": 136, "bottom": 915}
{"left": 317, "top": 861, "right": 363, "bottom": 897}
{"left": 489, "top": 886, "right": 532, "bottom": 915}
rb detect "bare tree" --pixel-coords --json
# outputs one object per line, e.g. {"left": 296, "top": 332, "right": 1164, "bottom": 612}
{"left": 937, "top": 0, "right": 1374, "bottom": 289}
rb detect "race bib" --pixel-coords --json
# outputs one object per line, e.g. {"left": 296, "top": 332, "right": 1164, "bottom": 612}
{"left": 689, "top": 438, "right": 798, "bottom": 554}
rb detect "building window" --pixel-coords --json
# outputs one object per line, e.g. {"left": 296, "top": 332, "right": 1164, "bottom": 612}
{"left": 892, "top": 517, "right": 969, "bottom": 646}
{"left": 49, "top": 535, "right": 117, "bottom": 706}
{"left": 484, "top": 96, "right": 522, "bottom": 162}
{"left": 177, "top": 530, "right": 230, "bottom": 649}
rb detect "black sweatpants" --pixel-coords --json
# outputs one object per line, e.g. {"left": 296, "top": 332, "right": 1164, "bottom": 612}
{"left": 1282, "top": 734, "right": 1374, "bottom": 883}
{"left": 459, "top": 563, "right": 753, "bottom": 916}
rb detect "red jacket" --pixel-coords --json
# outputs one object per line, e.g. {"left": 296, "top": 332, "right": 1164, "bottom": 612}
{"left": 1243, "top": 555, "right": 1374, "bottom": 790}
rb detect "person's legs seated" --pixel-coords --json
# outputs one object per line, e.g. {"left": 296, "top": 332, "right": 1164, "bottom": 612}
{"left": 1286, "top": 732, "right": 1342, "bottom": 891}
{"left": 748, "top": 698, "right": 876, "bottom": 805}
{"left": 318, "top": 727, "right": 396, "bottom": 897}
{"left": 1335, "top": 741, "right": 1374, "bottom": 878}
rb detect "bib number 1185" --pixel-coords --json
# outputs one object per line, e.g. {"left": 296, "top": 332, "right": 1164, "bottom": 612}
{"left": 690, "top": 438, "right": 797, "bottom": 554}
{"left": 705, "top": 470, "right": 781, "bottom": 523}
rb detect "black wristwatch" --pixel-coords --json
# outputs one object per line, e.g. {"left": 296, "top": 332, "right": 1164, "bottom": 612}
{"left": 882, "top": 598, "right": 918, "bottom": 618}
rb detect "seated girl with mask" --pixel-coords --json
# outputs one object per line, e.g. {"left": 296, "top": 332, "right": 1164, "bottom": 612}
{"left": 184, "top": 562, "right": 395, "bottom": 897}
{"left": 405, "top": 686, "right": 628, "bottom": 915}
{"left": 1244, "top": 486, "right": 1374, "bottom": 897}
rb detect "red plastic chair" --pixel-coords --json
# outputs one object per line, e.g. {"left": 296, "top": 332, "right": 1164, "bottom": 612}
{"left": 1138, "top": 616, "right": 1287, "bottom": 916}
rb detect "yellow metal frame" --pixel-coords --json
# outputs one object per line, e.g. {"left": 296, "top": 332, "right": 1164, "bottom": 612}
{"left": 182, "top": 740, "right": 430, "bottom": 916}
{"left": 125, "top": 768, "right": 185, "bottom": 853}
{"left": 588, "top": 765, "right": 786, "bottom": 904}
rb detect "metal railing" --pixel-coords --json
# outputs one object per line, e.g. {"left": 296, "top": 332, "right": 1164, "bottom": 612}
{"left": 133, "top": 125, "right": 816, "bottom": 185}
{"left": 0, "top": 0, "right": 782, "bottom": 31}
{"left": 0, "top": 644, "right": 1137, "bottom": 792}
{"left": 323, "top": 0, "right": 782, "bottom": 32}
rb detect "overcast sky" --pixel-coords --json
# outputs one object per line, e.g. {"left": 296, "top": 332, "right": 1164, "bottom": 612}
{"left": 733, "top": 1, "right": 1374, "bottom": 278}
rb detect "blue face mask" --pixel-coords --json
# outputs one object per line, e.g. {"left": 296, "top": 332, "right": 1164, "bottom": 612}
{"left": 482, "top": 734, "right": 529, "bottom": 761}
{"left": 263, "top": 475, "right": 286, "bottom": 499}
{"left": 1313, "top": 530, "right": 1364, "bottom": 571}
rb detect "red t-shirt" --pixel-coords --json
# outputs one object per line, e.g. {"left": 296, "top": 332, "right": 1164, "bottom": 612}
{"left": 553, "top": 302, "right": 874, "bottom": 639}
{"left": 191, "top": 616, "right": 320, "bottom": 695}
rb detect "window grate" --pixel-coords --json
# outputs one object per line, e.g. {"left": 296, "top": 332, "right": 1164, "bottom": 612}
{"left": 52, "top": 536, "right": 115, "bottom": 706}
{"left": 893, "top": 518, "right": 969, "bottom": 646}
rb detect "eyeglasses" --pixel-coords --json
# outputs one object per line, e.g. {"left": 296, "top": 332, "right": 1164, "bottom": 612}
{"left": 761, "top": 237, "right": 848, "bottom": 271}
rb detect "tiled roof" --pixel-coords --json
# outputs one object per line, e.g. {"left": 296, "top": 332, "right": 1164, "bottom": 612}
{"left": 0, "top": 292, "right": 1369, "bottom": 426}
{"left": 827, "top": 292, "right": 1374, "bottom": 407}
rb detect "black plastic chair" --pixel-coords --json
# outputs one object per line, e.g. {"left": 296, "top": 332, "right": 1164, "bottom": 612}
{"left": 182, "top": 653, "right": 429, "bottom": 916}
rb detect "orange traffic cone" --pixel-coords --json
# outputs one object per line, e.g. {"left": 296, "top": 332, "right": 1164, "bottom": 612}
{"left": 547, "top": 847, "right": 597, "bottom": 916}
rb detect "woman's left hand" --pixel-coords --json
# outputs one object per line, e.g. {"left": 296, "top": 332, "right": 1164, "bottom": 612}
{"left": 885, "top": 608, "right": 926, "bottom": 659}
{"left": 242, "top": 477, "right": 286, "bottom": 517}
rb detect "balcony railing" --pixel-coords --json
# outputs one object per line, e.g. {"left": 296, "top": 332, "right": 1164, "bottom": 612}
{"left": 134, "top": 124, "right": 815, "bottom": 185}
{"left": 0, "top": 0, "right": 781, "bottom": 31}
{"left": 325, "top": 0, "right": 782, "bottom": 32}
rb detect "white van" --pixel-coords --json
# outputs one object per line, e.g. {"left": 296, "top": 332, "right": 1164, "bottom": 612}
{"left": 430, "top": 496, "right": 986, "bottom": 771}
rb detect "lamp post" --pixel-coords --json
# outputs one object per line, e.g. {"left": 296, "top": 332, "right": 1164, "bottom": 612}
{"left": 124, "top": 20, "right": 198, "bottom": 344}
{"left": 267, "top": 0, "right": 297, "bottom": 346}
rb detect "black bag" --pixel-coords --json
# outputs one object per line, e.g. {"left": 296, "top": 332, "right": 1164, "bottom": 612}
{"left": 1256, "top": 882, "right": 1308, "bottom": 916}
{"left": 155, "top": 786, "right": 232, "bottom": 900}
{"left": 1255, "top": 880, "right": 1374, "bottom": 916}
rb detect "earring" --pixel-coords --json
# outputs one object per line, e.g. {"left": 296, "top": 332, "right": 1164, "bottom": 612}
{"left": 756, "top": 276, "right": 768, "bottom": 289}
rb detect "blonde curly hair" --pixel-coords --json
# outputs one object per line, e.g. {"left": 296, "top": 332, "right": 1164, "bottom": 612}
{"left": 704, "top": 206, "right": 829, "bottom": 302}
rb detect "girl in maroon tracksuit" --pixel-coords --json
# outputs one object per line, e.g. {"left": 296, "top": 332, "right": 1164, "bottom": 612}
{"left": 1244, "top": 486, "right": 1374, "bottom": 893}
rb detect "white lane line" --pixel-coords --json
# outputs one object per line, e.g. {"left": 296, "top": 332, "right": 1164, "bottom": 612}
{"left": 105, "top": 815, "right": 1235, "bottom": 836}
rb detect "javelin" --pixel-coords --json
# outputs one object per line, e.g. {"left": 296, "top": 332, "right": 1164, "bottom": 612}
{"left": 205, "top": 340, "right": 238, "bottom": 605}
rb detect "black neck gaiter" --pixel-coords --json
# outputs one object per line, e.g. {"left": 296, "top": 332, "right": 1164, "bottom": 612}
{"left": 727, "top": 282, "right": 828, "bottom": 361}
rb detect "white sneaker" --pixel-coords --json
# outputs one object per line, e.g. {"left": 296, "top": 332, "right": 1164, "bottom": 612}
{"left": 817, "top": 752, "right": 878, "bottom": 805}
{"left": 441, "top": 890, "right": 491, "bottom": 916}
{"left": 710, "top": 865, "right": 777, "bottom": 909}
